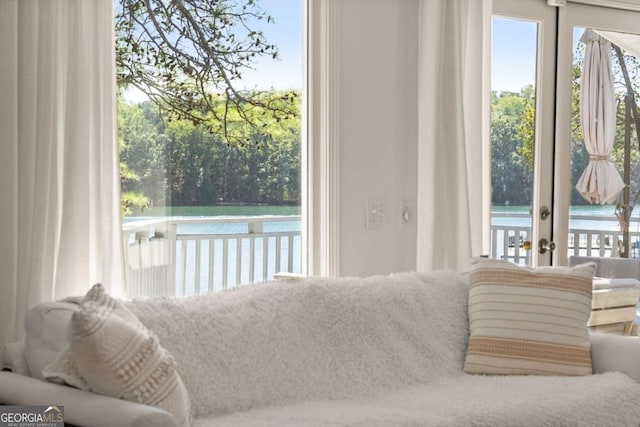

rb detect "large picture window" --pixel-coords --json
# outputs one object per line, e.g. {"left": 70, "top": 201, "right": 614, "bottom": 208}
{"left": 115, "top": 0, "right": 305, "bottom": 298}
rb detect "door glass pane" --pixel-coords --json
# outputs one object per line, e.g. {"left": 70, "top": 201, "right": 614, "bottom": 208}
{"left": 567, "top": 27, "right": 640, "bottom": 261}
{"left": 490, "top": 17, "right": 538, "bottom": 265}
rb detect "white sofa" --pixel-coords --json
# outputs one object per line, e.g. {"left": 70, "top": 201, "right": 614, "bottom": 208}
{"left": 3, "top": 270, "right": 640, "bottom": 426}
{"left": 570, "top": 255, "right": 640, "bottom": 279}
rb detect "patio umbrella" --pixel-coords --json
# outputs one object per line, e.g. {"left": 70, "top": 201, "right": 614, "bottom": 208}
{"left": 594, "top": 30, "right": 640, "bottom": 60}
{"left": 575, "top": 29, "right": 624, "bottom": 205}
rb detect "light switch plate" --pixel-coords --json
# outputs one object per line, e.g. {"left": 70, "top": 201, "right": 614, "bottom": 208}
{"left": 399, "top": 200, "right": 416, "bottom": 230}
{"left": 366, "top": 198, "right": 387, "bottom": 229}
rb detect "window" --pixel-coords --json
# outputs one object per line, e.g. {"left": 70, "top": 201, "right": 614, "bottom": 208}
{"left": 490, "top": 16, "right": 538, "bottom": 265}
{"left": 115, "top": 0, "right": 306, "bottom": 297}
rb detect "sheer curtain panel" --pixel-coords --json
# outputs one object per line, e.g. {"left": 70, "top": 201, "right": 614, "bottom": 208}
{"left": 0, "top": 0, "right": 123, "bottom": 348}
{"left": 416, "top": 0, "right": 491, "bottom": 271}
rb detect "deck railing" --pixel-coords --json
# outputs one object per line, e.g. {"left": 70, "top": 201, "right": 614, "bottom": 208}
{"left": 122, "top": 216, "right": 302, "bottom": 299}
{"left": 124, "top": 213, "right": 640, "bottom": 297}
{"left": 492, "top": 212, "right": 640, "bottom": 264}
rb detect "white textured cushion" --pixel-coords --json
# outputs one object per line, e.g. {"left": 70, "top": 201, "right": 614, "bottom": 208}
{"left": 590, "top": 332, "right": 640, "bottom": 382}
{"left": 464, "top": 259, "right": 596, "bottom": 376}
{"left": 2, "top": 342, "right": 30, "bottom": 376}
{"left": 69, "top": 284, "right": 191, "bottom": 426}
{"left": 127, "top": 271, "right": 471, "bottom": 418}
{"left": 24, "top": 299, "right": 80, "bottom": 379}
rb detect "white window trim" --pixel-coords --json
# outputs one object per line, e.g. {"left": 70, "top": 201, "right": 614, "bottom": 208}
{"left": 563, "top": 0, "right": 640, "bottom": 11}
{"left": 303, "top": 0, "right": 340, "bottom": 277}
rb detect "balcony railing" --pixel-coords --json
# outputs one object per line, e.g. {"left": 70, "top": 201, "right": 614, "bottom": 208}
{"left": 123, "top": 212, "right": 640, "bottom": 298}
{"left": 492, "top": 212, "right": 640, "bottom": 264}
{"left": 122, "top": 216, "right": 302, "bottom": 299}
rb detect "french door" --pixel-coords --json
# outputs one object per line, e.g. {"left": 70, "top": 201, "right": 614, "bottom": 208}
{"left": 491, "top": 0, "right": 556, "bottom": 266}
{"left": 490, "top": 0, "right": 640, "bottom": 267}
{"left": 554, "top": 3, "right": 640, "bottom": 266}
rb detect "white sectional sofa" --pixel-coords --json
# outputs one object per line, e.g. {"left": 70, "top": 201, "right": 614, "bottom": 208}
{"left": 570, "top": 255, "right": 640, "bottom": 279}
{"left": 3, "top": 268, "right": 640, "bottom": 426}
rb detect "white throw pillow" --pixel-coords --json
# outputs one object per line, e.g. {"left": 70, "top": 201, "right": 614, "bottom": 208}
{"left": 69, "top": 284, "right": 191, "bottom": 426}
{"left": 24, "top": 299, "right": 81, "bottom": 379}
{"left": 42, "top": 347, "right": 88, "bottom": 390}
{"left": 2, "top": 341, "right": 30, "bottom": 376}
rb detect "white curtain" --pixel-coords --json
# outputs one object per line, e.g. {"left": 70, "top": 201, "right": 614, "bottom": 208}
{"left": 575, "top": 29, "right": 624, "bottom": 205}
{"left": 0, "top": 0, "right": 123, "bottom": 349}
{"left": 417, "top": 0, "right": 491, "bottom": 271}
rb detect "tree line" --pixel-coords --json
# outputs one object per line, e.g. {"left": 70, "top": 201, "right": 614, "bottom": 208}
{"left": 119, "top": 91, "right": 301, "bottom": 216}
{"left": 491, "top": 52, "right": 640, "bottom": 208}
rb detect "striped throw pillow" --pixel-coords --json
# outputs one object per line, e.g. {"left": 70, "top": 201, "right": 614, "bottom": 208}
{"left": 464, "top": 259, "right": 596, "bottom": 376}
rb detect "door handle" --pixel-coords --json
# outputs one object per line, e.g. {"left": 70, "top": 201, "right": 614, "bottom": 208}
{"left": 538, "top": 238, "right": 556, "bottom": 254}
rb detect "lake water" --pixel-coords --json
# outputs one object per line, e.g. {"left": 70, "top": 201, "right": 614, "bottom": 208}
{"left": 492, "top": 205, "right": 640, "bottom": 232}
{"left": 125, "top": 203, "right": 640, "bottom": 244}
{"left": 125, "top": 205, "right": 302, "bottom": 234}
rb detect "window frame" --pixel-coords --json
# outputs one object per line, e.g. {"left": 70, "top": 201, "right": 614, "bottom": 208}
{"left": 304, "top": 0, "right": 340, "bottom": 276}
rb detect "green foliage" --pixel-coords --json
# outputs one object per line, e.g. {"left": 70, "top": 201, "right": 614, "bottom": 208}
{"left": 610, "top": 49, "right": 640, "bottom": 206}
{"left": 121, "top": 191, "right": 150, "bottom": 216}
{"left": 115, "top": 0, "right": 303, "bottom": 213}
{"left": 516, "top": 88, "right": 535, "bottom": 172}
{"left": 490, "top": 79, "right": 599, "bottom": 207}
{"left": 115, "top": 0, "right": 298, "bottom": 145}
{"left": 118, "top": 91, "right": 301, "bottom": 214}
{"left": 491, "top": 88, "right": 533, "bottom": 206}
{"left": 491, "top": 40, "right": 640, "bottom": 209}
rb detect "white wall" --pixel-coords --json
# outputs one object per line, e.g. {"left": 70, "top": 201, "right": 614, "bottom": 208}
{"left": 338, "top": 0, "right": 419, "bottom": 276}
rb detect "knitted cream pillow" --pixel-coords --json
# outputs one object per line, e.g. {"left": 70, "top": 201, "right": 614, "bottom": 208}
{"left": 69, "top": 284, "right": 190, "bottom": 426}
{"left": 464, "top": 259, "right": 595, "bottom": 376}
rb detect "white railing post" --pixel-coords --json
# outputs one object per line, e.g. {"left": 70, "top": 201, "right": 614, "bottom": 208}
{"left": 249, "top": 220, "right": 263, "bottom": 234}
{"left": 166, "top": 222, "right": 177, "bottom": 297}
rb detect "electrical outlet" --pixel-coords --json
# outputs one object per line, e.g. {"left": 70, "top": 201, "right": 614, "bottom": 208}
{"left": 366, "top": 198, "right": 387, "bottom": 229}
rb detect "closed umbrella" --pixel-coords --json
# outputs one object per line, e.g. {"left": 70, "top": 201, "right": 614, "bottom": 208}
{"left": 575, "top": 29, "right": 624, "bottom": 204}
{"left": 594, "top": 30, "right": 640, "bottom": 61}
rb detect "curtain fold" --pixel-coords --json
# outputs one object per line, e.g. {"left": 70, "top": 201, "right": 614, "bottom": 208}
{"left": 417, "top": 0, "right": 490, "bottom": 271}
{"left": 0, "top": 0, "right": 123, "bottom": 349}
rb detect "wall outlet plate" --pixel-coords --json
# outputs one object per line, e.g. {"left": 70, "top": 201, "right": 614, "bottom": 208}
{"left": 366, "top": 198, "right": 387, "bottom": 229}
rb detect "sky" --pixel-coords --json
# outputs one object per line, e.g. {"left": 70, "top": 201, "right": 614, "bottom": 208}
{"left": 492, "top": 17, "right": 538, "bottom": 93}
{"left": 123, "top": 0, "right": 302, "bottom": 103}
{"left": 492, "top": 17, "right": 585, "bottom": 93}
{"left": 124, "top": 5, "right": 587, "bottom": 100}
{"left": 239, "top": 0, "right": 303, "bottom": 90}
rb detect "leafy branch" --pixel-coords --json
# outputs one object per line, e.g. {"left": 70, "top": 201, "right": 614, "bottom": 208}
{"left": 115, "top": 0, "right": 299, "bottom": 145}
